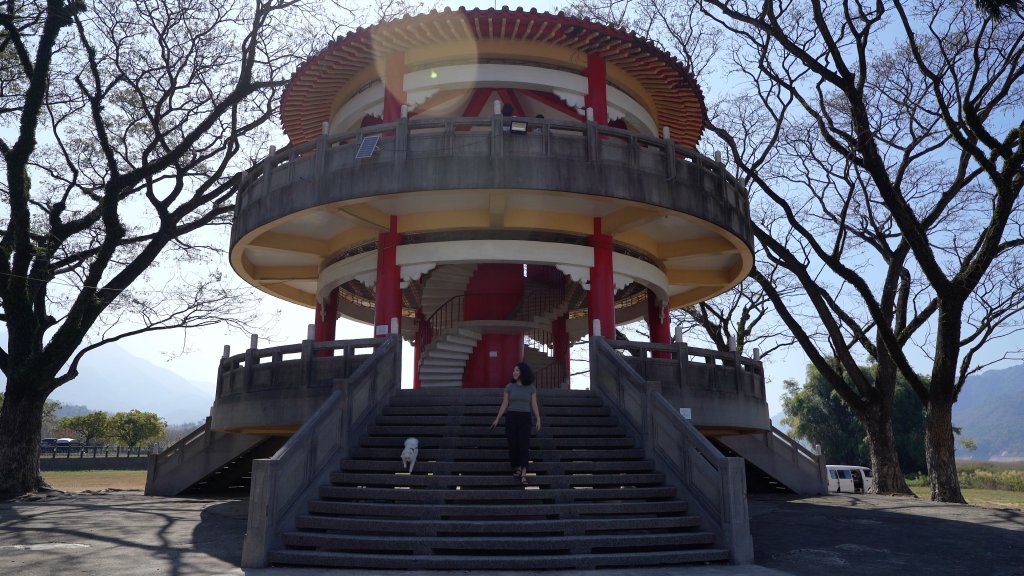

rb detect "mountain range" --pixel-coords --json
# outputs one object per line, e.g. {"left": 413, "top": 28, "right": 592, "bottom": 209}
{"left": 43, "top": 343, "right": 214, "bottom": 424}
{"left": 952, "top": 362, "right": 1024, "bottom": 460}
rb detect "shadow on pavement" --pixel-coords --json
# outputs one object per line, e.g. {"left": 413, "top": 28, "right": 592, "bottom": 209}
{"left": 192, "top": 497, "right": 248, "bottom": 566}
{"left": 749, "top": 494, "right": 1024, "bottom": 576}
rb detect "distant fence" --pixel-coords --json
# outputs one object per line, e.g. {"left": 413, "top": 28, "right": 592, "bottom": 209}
{"left": 39, "top": 446, "right": 152, "bottom": 459}
{"left": 39, "top": 456, "right": 150, "bottom": 472}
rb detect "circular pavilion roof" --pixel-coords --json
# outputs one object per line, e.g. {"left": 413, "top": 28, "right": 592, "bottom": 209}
{"left": 282, "top": 7, "right": 706, "bottom": 147}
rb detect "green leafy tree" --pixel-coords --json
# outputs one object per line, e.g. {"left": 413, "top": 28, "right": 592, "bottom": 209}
{"left": 57, "top": 412, "right": 109, "bottom": 446}
{"left": 975, "top": 0, "right": 1023, "bottom": 19}
{"left": 783, "top": 363, "right": 928, "bottom": 477}
{"left": 106, "top": 410, "right": 166, "bottom": 449}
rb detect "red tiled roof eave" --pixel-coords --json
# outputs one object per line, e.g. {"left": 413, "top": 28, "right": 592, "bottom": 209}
{"left": 281, "top": 7, "right": 707, "bottom": 147}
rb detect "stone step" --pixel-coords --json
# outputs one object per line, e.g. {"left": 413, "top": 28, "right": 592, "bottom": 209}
{"left": 306, "top": 498, "right": 691, "bottom": 519}
{"left": 293, "top": 513, "right": 701, "bottom": 535}
{"left": 357, "top": 436, "right": 635, "bottom": 450}
{"left": 417, "top": 380, "right": 463, "bottom": 388}
{"left": 365, "top": 424, "right": 625, "bottom": 438}
{"left": 444, "top": 334, "right": 480, "bottom": 347}
{"left": 328, "top": 472, "right": 668, "bottom": 489}
{"left": 339, "top": 459, "right": 657, "bottom": 474}
{"left": 349, "top": 446, "right": 647, "bottom": 461}
{"left": 417, "top": 365, "right": 465, "bottom": 376}
{"left": 280, "top": 531, "right": 715, "bottom": 554}
{"left": 429, "top": 341, "right": 475, "bottom": 354}
{"left": 268, "top": 549, "right": 731, "bottom": 570}
{"left": 380, "top": 404, "right": 609, "bottom": 417}
{"left": 317, "top": 485, "right": 678, "bottom": 503}
{"left": 373, "top": 414, "right": 618, "bottom": 427}
{"left": 416, "top": 357, "right": 468, "bottom": 367}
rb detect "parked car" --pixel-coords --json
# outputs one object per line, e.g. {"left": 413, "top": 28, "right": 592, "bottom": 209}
{"left": 39, "top": 438, "right": 59, "bottom": 452}
{"left": 54, "top": 438, "right": 85, "bottom": 453}
{"left": 826, "top": 465, "right": 873, "bottom": 493}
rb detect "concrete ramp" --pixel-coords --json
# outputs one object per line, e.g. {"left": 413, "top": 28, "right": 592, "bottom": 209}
{"left": 145, "top": 418, "right": 277, "bottom": 496}
{"left": 718, "top": 426, "right": 827, "bottom": 495}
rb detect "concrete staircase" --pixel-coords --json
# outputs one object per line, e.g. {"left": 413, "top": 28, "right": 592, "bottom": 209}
{"left": 146, "top": 419, "right": 278, "bottom": 496}
{"left": 267, "top": 388, "right": 729, "bottom": 570}
{"left": 418, "top": 327, "right": 482, "bottom": 387}
{"left": 420, "top": 264, "right": 476, "bottom": 318}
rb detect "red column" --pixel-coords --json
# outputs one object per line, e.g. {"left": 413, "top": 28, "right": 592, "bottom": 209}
{"left": 647, "top": 289, "right": 671, "bottom": 358}
{"left": 383, "top": 52, "right": 406, "bottom": 122}
{"left": 314, "top": 289, "right": 339, "bottom": 357}
{"left": 589, "top": 218, "right": 615, "bottom": 339}
{"left": 374, "top": 215, "right": 403, "bottom": 335}
{"left": 586, "top": 53, "right": 608, "bottom": 125}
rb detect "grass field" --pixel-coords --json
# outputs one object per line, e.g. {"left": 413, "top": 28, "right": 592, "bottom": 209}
{"left": 43, "top": 470, "right": 147, "bottom": 492}
{"left": 909, "top": 486, "right": 1024, "bottom": 509}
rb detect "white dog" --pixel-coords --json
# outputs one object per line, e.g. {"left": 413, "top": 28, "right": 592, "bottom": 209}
{"left": 400, "top": 437, "right": 419, "bottom": 473}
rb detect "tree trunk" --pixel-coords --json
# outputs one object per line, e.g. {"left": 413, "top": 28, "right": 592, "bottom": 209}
{"left": 860, "top": 398, "right": 913, "bottom": 495}
{"left": 925, "top": 399, "right": 966, "bottom": 503}
{"left": 0, "top": 381, "right": 52, "bottom": 499}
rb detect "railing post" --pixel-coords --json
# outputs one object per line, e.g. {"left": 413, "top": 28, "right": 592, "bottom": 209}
{"left": 586, "top": 118, "right": 598, "bottom": 163}
{"left": 243, "top": 334, "right": 258, "bottom": 393}
{"left": 396, "top": 112, "right": 408, "bottom": 161}
{"left": 301, "top": 337, "right": 315, "bottom": 389}
{"left": 733, "top": 350, "right": 742, "bottom": 393}
{"left": 261, "top": 146, "right": 275, "bottom": 200}
{"left": 662, "top": 127, "right": 675, "bottom": 181}
{"left": 722, "top": 457, "right": 754, "bottom": 563}
{"left": 491, "top": 101, "right": 503, "bottom": 158}
{"left": 315, "top": 122, "right": 329, "bottom": 198}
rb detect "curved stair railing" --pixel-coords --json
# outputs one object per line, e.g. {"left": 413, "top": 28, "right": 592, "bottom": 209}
{"left": 589, "top": 336, "right": 754, "bottom": 564}
{"left": 241, "top": 334, "right": 402, "bottom": 568}
{"left": 424, "top": 294, "right": 464, "bottom": 343}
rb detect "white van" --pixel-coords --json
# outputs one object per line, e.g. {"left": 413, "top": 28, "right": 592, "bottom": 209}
{"left": 826, "top": 465, "right": 873, "bottom": 493}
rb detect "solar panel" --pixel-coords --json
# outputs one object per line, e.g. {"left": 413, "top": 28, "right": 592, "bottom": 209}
{"left": 355, "top": 134, "right": 381, "bottom": 159}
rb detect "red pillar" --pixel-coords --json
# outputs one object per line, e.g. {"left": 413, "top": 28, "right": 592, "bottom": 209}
{"left": 589, "top": 218, "right": 615, "bottom": 339}
{"left": 374, "top": 215, "right": 403, "bottom": 336}
{"left": 383, "top": 52, "right": 406, "bottom": 122}
{"left": 647, "top": 289, "right": 671, "bottom": 358}
{"left": 314, "top": 289, "right": 339, "bottom": 357}
{"left": 586, "top": 53, "right": 608, "bottom": 125}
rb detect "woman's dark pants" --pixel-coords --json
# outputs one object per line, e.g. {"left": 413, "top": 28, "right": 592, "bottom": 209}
{"left": 505, "top": 411, "right": 532, "bottom": 469}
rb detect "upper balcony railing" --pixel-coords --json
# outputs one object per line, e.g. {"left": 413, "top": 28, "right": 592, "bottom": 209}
{"left": 231, "top": 116, "right": 753, "bottom": 252}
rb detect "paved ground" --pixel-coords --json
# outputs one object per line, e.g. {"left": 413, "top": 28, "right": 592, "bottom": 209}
{"left": 1, "top": 490, "right": 1022, "bottom": 575}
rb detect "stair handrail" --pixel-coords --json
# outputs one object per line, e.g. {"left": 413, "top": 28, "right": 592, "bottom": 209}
{"left": 534, "top": 361, "right": 567, "bottom": 389}
{"left": 524, "top": 326, "right": 553, "bottom": 355}
{"left": 241, "top": 334, "right": 402, "bottom": 568}
{"left": 589, "top": 336, "right": 754, "bottom": 564}
{"left": 770, "top": 423, "right": 823, "bottom": 466}
{"left": 144, "top": 417, "right": 213, "bottom": 495}
{"left": 507, "top": 284, "right": 567, "bottom": 323}
{"left": 424, "top": 294, "right": 464, "bottom": 342}
{"left": 425, "top": 287, "right": 565, "bottom": 343}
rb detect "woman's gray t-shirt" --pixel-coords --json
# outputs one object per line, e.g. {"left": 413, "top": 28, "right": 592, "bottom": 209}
{"left": 505, "top": 382, "right": 537, "bottom": 413}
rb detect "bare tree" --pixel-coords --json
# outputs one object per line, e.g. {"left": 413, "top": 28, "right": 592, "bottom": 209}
{"left": 635, "top": 0, "right": 1024, "bottom": 502}
{"left": 671, "top": 260, "right": 798, "bottom": 359}
{"left": 0, "top": 0, "right": 356, "bottom": 499}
